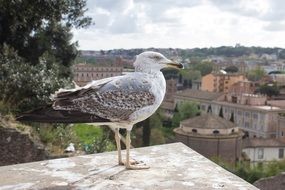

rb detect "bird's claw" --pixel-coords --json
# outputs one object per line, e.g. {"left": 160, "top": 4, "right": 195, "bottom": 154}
{"left": 119, "top": 158, "right": 139, "bottom": 166}
{"left": 126, "top": 163, "right": 150, "bottom": 170}
{"left": 119, "top": 159, "right": 149, "bottom": 169}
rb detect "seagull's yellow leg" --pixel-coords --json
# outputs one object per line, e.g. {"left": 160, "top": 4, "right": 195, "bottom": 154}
{"left": 114, "top": 128, "right": 123, "bottom": 165}
{"left": 125, "top": 129, "right": 150, "bottom": 170}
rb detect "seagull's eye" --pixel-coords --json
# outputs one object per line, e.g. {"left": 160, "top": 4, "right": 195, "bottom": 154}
{"left": 151, "top": 55, "right": 161, "bottom": 60}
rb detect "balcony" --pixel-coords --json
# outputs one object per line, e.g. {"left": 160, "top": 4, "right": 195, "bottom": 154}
{"left": 0, "top": 143, "right": 257, "bottom": 189}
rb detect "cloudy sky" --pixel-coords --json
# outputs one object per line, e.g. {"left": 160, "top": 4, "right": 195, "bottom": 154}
{"left": 73, "top": 0, "right": 285, "bottom": 50}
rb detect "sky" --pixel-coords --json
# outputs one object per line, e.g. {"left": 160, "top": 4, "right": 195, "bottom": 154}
{"left": 73, "top": 0, "right": 285, "bottom": 50}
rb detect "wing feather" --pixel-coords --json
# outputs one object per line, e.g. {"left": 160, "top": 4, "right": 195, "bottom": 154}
{"left": 52, "top": 74, "right": 155, "bottom": 121}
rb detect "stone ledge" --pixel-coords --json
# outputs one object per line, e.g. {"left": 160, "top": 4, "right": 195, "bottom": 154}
{"left": 0, "top": 143, "right": 258, "bottom": 190}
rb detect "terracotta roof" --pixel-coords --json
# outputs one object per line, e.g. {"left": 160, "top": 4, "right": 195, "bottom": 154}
{"left": 175, "top": 89, "right": 223, "bottom": 101}
{"left": 243, "top": 138, "right": 285, "bottom": 148}
{"left": 180, "top": 114, "right": 235, "bottom": 129}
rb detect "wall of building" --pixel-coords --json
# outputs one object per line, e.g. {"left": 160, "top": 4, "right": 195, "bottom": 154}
{"left": 175, "top": 133, "right": 242, "bottom": 163}
{"left": 201, "top": 73, "right": 247, "bottom": 93}
{"left": 201, "top": 74, "right": 215, "bottom": 92}
{"left": 243, "top": 147, "right": 285, "bottom": 163}
{"left": 73, "top": 64, "right": 123, "bottom": 86}
{"left": 194, "top": 101, "right": 279, "bottom": 138}
{"left": 164, "top": 79, "right": 177, "bottom": 102}
{"left": 278, "top": 116, "right": 285, "bottom": 141}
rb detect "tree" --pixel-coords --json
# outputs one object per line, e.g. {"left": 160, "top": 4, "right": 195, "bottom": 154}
{"left": 135, "top": 109, "right": 164, "bottom": 147}
{"left": 0, "top": 0, "right": 91, "bottom": 67}
{"left": 0, "top": 0, "right": 91, "bottom": 112}
{"left": 172, "top": 101, "right": 200, "bottom": 128}
{"left": 193, "top": 61, "right": 213, "bottom": 76}
{"left": 247, "top": 67, "right": 266, "bottom": 82}
{"left": 224, "top": 65, "right": 239, "bottom": 73}
{"left": 0, "top": 45, "right": 70, "bottom": 111}
{"left": 256, "top": 84, "right": 280, "bottom": 98}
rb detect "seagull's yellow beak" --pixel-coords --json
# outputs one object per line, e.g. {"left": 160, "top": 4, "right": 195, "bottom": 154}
{"left": 166, "top": 62, "right": 184, "bottom": 69}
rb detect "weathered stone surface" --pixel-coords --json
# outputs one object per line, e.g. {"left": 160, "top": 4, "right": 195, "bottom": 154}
{"left": 0, "top": 143, "right": 258, "bottom": 190}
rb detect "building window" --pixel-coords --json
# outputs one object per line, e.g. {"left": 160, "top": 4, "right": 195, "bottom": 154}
{"left": 257, "top": 148, "right": 264, "bottom": 159}
{"left": 279, "top": 149, "right": 284, "bottom": 159}
{"left": 192, "top": 129, "right": 197, "bottom": 133}
{"left": 244, "top": 122, "right": 249, "bottom": 128}
{"left": 253, "top": 113, "right": 258, "bottom": 119}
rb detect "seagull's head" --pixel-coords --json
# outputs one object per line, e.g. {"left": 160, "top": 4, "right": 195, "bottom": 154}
{"left": 134, "top": 51, "right": 183, "bottom": 73}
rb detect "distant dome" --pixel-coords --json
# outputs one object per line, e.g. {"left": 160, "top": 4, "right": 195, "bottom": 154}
{"left": 177, "top": 114, "right": 239, "bottom": 136}
{"left": 173, "top": 114, "right": 243, "bottom": 164}
{"left": 181, "top": 114, "right": 235, "bottom": 129}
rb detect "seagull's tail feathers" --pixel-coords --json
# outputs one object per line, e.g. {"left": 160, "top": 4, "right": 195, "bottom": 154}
{"left": 16, "top": 105, "right": 111, "bottom": 123}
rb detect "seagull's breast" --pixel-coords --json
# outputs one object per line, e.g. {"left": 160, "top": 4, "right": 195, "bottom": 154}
{"left": 128, "top": 72, "right": 166, "bottom": 123}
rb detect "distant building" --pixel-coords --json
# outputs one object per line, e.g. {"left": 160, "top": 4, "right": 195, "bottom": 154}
{"left": 174, "top": 89, "right": 285, "bottom": 139}
{"left": 212, "top": 62, "right": 248, "bottom": 74}
{"left": 201, "top": 73, "right": 247, "bottom": 93}
{"left": 174, "top": 114, "right": 243, "bottom": 163}
{"left": 270, "top": 74, "right": 285, "bottom": 86}
{"left": 160, "top": 78, "right": 178, "bottom": 118}
{"left": 228, "top": 81, "right": 256, "bottom": 95}
{"left": 164, "top": 78, "right": 177, "bottom": 102}
{"left": 73, "top": 63, "right": 123, "bottom": 86}
{"left": 243, "top": 138, "right": 285, "bottom": 164}
{"left": 192, "top": 79, "right": 201, "bottom": 90}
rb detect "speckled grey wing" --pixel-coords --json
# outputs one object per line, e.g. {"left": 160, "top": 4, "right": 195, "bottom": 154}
{"left": 53, "top": 74, "right": 155, "bottom": 121}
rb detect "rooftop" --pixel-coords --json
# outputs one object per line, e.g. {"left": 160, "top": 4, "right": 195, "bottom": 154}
{"left": 175, "top": 89, "right": 223, "bottom": 101}
{"left": 180, "top": 114, "right": 235, "bottom": 129}
{"left": 243, "top": 138, "right": 285, "bottom": 148}
{"left": 0, "top": 143, "right": 257, "bottom": 190}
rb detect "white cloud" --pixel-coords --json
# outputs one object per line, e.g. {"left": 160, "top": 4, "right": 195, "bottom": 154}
{"left": 73, "top": 0, "right": 285, "bottom": 50}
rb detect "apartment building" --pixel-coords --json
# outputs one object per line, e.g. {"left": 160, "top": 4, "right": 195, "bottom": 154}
{"left": 174, "top": 89, "right": 285, "bottom": 139}
{"left": 201, "top": 73, "right": 247, "bottom": 93}
{"left": 73, "top": 63, "right": 123, "bottom": 86}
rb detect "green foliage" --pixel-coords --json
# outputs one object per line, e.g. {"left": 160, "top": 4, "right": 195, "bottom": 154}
{"left": 150, "top": 128, "right": 165, "bottom": 145}
{"left": 224, "top": 65, "right": 239, "bottom": 73}
{"left": 0, "top": 45, "right": 70, "bottom": 112}
{"left": 247, "top": 67, "right": 266, "bottom": 81}
{"left": 172, "top": 101, "right": 200, "bottom": 128}
{"left": 179, "top": 69, "right": 201, "bottom": 80}
{"left": 36, "top": 124, "right": 79, "bottom": 147}
{"left": 0, "top": 0, "right": 91, "bottom": 112}
{"left": 35, "top": 123, "right": 115, "bottom": 154}
{"left": 212, "top": 158, "right": 285, "bottom": 184}
{"left": 73, "top": 124, "right": 103, "bottom": 145}
{"left": 162, "top": 68, "right": 179, "bottom": 80}
{"left": 73, "top": 124, "right": 115, "bottom": 154}
{"left": 0, "top": 0, "right": 91, "bottom": 66}
{"left": 193, "top": 61, "right": 213, "bottom": 76}
{"left": 256, "top": 84, "right": 280, "bottom": 97}
{"left": 135, "top": 109, "right": 164, "bottom": 147}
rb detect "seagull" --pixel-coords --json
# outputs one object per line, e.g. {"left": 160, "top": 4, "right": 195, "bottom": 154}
{"left": 17, "top": 51, "right": 183, "bottom": 169}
